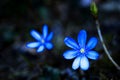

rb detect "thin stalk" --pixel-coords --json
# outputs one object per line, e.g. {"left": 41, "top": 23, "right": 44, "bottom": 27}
{"left": 95, "top": 20, "right": 120, "bottom": 70}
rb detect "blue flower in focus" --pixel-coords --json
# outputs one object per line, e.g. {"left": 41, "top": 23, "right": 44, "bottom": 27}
{"left": 63, "top": 30, "right": 99, "bottom": 70}
{"left": 26, "top": 24, "right": 53, "bottom": 53}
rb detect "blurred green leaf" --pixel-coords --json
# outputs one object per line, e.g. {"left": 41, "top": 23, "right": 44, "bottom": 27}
{"left": 90, "top": 2, "right": 98, "bottom": 17}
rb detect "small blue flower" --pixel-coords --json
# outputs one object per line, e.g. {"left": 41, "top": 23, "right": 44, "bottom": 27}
{"left": 26, "top": 24, "right": 53, "bottom": 53}
{"left": 63, "top": 30, "right": 99, "bottom": 70}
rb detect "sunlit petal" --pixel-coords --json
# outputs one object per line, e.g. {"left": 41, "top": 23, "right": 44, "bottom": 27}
{"left": 86, "top": 51, "right": 99, "bottom": 60}
{"left": 63, "top": 50, "right": 78, "bottom": 59}
{"left": 43, "top": 24, "right": 48, "bottom": 39}
{"left": 45, "top": 42, "right": 53, "bottom": 50}
{"left": 26, "top": 42, "right": 40, "bottom": 48}
{"left": 78, "top": 30, "right": 87, "bottom": 47}
{"left": 37, "top": 45, "right": 44, "bottom": 52}
{"left": 64, "top": 37, "right": 79, "bottom": 49}
{"left": 72, "top": 57, "right": 81, "bottom": 70}
{"left": 30, "top": 30, "right": 42, "bottom": 41}
{"left": 86, "top": 37, "right": 97, "bottom": 50}
{"left": 47, "top": 32, "right": 53, "bottom": 41}
{"left": 80, "top": 56, "right": 89, "bottom": 70}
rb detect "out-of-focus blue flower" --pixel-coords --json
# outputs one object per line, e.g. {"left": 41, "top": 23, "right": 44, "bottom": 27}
{"left": 80, "top": 0, "right": 91, "bottom": 7}
{"left": 63, "top": 30, "right": 99, "bottom": 70}
{"left": 26, "top": 24, "right": 53, "bottom": 53}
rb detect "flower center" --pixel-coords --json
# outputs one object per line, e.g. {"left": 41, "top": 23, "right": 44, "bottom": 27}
{"left": 41, "top": 39, "right": 45, "bottom": 43}
{"left": 80, "top": 48, "right": 85, "bottom": 54}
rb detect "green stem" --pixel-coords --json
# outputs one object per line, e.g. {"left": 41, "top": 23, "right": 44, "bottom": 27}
{"left": 95, "top": 20, "right": 120, "bottom": 70}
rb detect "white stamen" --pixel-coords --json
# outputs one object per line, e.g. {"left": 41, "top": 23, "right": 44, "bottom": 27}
{"left": 41, "top": 39, "right": 45, "bottom": 43}
{"left": 80, "top": 48, "right": 85, "bottom": 53}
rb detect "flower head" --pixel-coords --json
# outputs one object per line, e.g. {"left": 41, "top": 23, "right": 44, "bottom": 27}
{"left": 26, "top": 24, "right": 53, "bottom": 53}
{"left": 63, "top": 30, "right": 99, "bottom": 70}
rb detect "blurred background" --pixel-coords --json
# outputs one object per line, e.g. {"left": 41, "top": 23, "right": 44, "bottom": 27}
{"left": 0, "top": 0, "right": 120, "bottom": 80}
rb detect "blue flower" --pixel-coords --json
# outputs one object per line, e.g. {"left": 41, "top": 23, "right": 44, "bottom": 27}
{"left": 26, "top": 24, "right": 53, "bottom": 53}
{"left": 63, "top": 30, "right": 99, "bottom": 70}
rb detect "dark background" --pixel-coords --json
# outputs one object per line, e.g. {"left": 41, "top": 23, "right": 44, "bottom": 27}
{"left": 0, "top": 0, "right": 120, "bottom": 80}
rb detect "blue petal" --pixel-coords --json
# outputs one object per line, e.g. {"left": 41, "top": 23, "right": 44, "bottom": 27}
{"left": 43, "top": 24, "right": 48, "bottom": 39}
{"left": 30, "top": 30, "right": 42, "bottom": 41}
{"left": 26, "top": 42, "right": 40, "bottom": 48}
{"left": 72, "top": 57, "right": 81, "bottom": 70}
{"left": 45, "top": 42, "right": 53, "bottom": 50}
{"left": 78, "top": 30, "right": 87, "bottom": 47}
{"left": 80, "top": 56, "right": 89, "bottom": 70}
{"left": 63, "top": 50, "right": 78, "bottom": 59}
{"left": 86, "top": 37, "right": 97, "bottom": 50}
{"left": 37, "top": 45, "right": 44, "bottom": 52}
{"left": 47, "top": 32, "right": 53, "bottom": 41}
{"left": 64, "top": 37, "right": 79, "bottom": 50}
{"left": 86, "top": 51, "right": 99, "bottom": 60}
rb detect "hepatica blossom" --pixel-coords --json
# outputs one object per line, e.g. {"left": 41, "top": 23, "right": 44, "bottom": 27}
{"left": 63, "top": 30, "right": 99, "bottom": 70}
{"left": 26, "top": 25, "right": 53, "bottom": 53}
